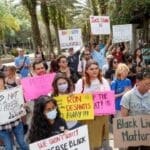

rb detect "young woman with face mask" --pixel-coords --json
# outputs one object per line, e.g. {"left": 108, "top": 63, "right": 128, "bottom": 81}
{"left": 75, "top": 60, "right": 110, "bottom": 150}
{"left": 52, "top": 73, "right": 81, "bottom": 130}
{"left": 28, "top": 96, "right": 67, "bottom": 143}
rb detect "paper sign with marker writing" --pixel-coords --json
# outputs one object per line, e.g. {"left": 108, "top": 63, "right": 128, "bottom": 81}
{"left": 113, "top": 24, "right": 132, "bottom": 43}
{"left": 90, "top": 16, "right": 110, "bottom": 35}
{"left": 0, "top": 86, "right": 26, "bottom": 125}
{"left": 30, "top": 125, "right": 90, "bottom": 150}
{"left": 93, "top": 91, "right": 115, "bottom": 115}
{"left": 21, "top": 73, "right": 55, "bottom": 101}
{"left": 113, "top": 115, "right": 150, "bottom": 148}
{"left": 59, "top": 28, "right": 83, "bottom": 49}
{"left": 55, "top": 94, "right": 94, "bottom": 121}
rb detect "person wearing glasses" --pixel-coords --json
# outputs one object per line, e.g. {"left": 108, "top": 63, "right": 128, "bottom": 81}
{"left": 78, "top": 49, "right": 92, "bottom": 76}
{"left": 105, "top": 58, "right": 118, "bottom": 83}
{"left": 120, "top": 72, "right": 150, "bottom": 150}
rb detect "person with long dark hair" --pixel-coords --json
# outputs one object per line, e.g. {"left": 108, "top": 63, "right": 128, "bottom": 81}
{"left": 28, "top": 96, "right": 67, "bottom": 143}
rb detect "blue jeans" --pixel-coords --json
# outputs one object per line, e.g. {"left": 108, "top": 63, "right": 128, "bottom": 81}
{"left": 0, "top": 122, "right": 29, "bottom": 150}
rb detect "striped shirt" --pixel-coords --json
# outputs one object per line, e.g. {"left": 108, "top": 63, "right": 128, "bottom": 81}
{"left": 0, "top": 119, "right": 21, "bottom": 131}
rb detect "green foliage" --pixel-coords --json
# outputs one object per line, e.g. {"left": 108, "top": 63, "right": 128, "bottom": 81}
{"left": 0, "top": 1, "right": 20, "bottom": 41}
{"left": 109, "top": 0, "right": 150, "bottom": 24}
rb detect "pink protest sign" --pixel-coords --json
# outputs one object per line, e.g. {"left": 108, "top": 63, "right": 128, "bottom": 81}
{"left": 21, "top": 73, "right": 55, "bottom": 101}
{"left": 93, "top": 91, "right": 115, "bottom": 116}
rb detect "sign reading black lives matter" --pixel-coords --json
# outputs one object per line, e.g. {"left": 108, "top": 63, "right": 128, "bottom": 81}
{"left": 30, "top": 125, "right": 90, "bottom": 150}
{"left": 113, "top": 115, "right": 150, "bottom": 148}
{"left": 0, "top": 86, "right": 26, "bottom": 125}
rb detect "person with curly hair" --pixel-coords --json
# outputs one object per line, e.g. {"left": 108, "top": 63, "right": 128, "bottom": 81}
{"left": 28, "top": 96, "right": 67, "bottom": 143}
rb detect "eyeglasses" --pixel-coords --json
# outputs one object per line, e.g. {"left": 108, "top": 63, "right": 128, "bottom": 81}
{"left": 84, "top": 53, "right": 90, "bottom": 56}
{"left": 113, "top": 61, "right": 118, "bottom": 64}
{"left": 60, "top": 61, "right": 67, "bottom": 64}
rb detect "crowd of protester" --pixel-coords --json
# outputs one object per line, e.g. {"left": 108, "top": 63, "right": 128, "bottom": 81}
{"left": 0, "top": 36, "right": 149, "bottom": 150}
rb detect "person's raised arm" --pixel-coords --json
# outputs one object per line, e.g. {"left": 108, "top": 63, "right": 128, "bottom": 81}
{"left": 105, "top": 34, "right": 112, "bottom": 51}
{"left": 123, "top": 42, "right": 129, "bottom": 54}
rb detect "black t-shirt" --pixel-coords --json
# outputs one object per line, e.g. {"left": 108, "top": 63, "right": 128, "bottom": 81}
{"left": 51, "top": 118, "right": 68, "bottom": 136}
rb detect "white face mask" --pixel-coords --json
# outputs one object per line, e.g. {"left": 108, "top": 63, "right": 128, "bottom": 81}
{"left": 58, "top": 83, "right": 68, "bottom": 92}
{"left": 46, "top": 109, "right": 57, "bottom": 120}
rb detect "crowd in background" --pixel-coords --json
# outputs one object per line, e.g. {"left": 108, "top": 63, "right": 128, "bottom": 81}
{"left": 0, "top": 36, "right": 149, "bottom": 150}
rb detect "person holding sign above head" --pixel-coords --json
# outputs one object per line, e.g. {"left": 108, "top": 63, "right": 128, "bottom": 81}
{"left": 90, "top": 34, "right": 112, "bottom": 69}
{"left": 52, "top": 73, "right": 81, "bottom": 130}
{"left": 28, "top": 96, "right": 67, "bottom": 143}
{"left": 120, "top": 72, "right": 150, "bottom": 150}
{"left": 75, "top": 60, "right": 110, "bottom": 150}
{"left": 0, "top": 72, "right": 29, "bottom": 150}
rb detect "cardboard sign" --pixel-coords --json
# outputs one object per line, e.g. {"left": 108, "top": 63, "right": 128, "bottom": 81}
{"left": 93, "top": 91, "right": 115, "bottom": 115}
{"left": 0, "top": 86, "right": 26, "bottom": 125}
{"left": 112, "top": 24, "right": 132, "bottom": 43}
{"left": 30, "top": 125, "right": 90, "bottom": 150}
{"left": 90, "top": 16, "right": 110, "bottom": 35}
{"left": 21, "top": 73, "right": 55, "bottom": 101}
{"left": 113, "top": 115, "right": 150, "bottom": 148}
{"left": 55, "top": 94, "right": 94, "bottom": 121}
{"left": 59, "top": 28, "right": 83, "bottom": 49}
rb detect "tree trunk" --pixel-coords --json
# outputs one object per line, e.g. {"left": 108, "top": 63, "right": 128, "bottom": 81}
{"left": 29, "top": 10, "right": 42, "bottom": 50}
{"left": 54, "top": 25, "right": 61, "bottom": 54}
{"left": 41, "top": 2, "right": 54, "bottom": 54}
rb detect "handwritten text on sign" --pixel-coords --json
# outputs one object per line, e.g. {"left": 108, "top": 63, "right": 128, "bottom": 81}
{"left": 93, "top": 91, "right": 115, "bottom": 115}
{"left": 112, "top": 24, "right": 132, "bottom": 43}
{"left": 21, "top": 73, "right": 55, "bottom": 101}
{"left": 59, "top": 28, "right": 83, "bottom": 49}
{"left": 0, "top": 86, "right": 26, "bottom": 125}
{"left": 30, "top": 125, "right": 90, "bottom": 150}
{"left": 90, "top": 16, "right": 110, "bottom": 35}
{"left": 113, "top": 115, "right": 150, "bottom": 148}
{"left": 55, "top": 94, "right": 94, "bottom": 121}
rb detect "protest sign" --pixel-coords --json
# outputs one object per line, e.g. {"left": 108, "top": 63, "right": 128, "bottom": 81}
{"left": 21, "top": 73, "right": 55, "bottom": 101}
{"left": 55, "top": 94, "right": 94, "bottom": 121}
{"left": 112, "top": 24, "right": 132, "bottom": 43}
{"left": 113, "top": 115, "right": 150, "bottom": 148}
{"left": 59, "top": 28, "right": 83, "bottom": 49}
{"left": 93, "top": 91, "right": 115, "bottom": 115}
{"left": 0, "top": 86, "right": 26, "bottom": 125}
{"left": 90, "top": 16, "right": 110, "bottom": 35}
{"left": 30, "top": 125, "right": 90, "bottom": 150}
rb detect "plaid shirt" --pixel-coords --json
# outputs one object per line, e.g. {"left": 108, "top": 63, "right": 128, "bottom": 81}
{"left": 0, "top": 119, "right": 21, "bottom": 131}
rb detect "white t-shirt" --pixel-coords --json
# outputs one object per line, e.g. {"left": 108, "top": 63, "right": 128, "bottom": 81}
{"left": 75, "top": 77, "right": 110, "bottom": 93}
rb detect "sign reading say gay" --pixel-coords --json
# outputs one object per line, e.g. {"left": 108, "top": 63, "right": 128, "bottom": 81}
{"left": 90, "top": 16, "right": 110, "bottom": 35}
{"left": 55, "top": 94, "right": 94, "bottom": 121}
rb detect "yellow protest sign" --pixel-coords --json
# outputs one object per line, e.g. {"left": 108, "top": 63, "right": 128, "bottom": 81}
{"left": 55, "top": 94, "right": 94, "bottom": 121}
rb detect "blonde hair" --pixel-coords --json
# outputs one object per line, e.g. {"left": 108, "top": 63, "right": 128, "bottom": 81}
{"left": 115, "top": 63, "right": 129, "bottom": 79}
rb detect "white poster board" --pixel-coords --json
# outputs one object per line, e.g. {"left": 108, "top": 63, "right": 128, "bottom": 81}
{"left": 113, "top": 24, "right": 132, "bottom": 43}
{"left": 90, "top": 16, "right": 110, "bottom": 35}
{"left": 59, "top": 28, "right": 83, "bottom": 49}
{"left": 30, "top": 125, "right": 90, "bottom": 150}
{"left": 0, "top": 86, "right": 26, "bottom": 125}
